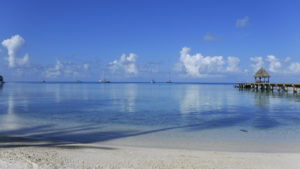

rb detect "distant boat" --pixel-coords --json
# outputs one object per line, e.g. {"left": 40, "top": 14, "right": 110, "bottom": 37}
{"left": 42, "top": 80, "right": 46, "bottom": 83}
{"left": 166, "top": 72, "right": 172, "bottom": 83}
{"left": 151, "top": 80, "right": 156, "bottom": 83}
{"left": 76, "top": 80, "right": 82, "bottom": 83}
{"left": 100, "top": 70, "right": 110, "bottom": 83}
{"left": 99, "top": 79, "right": 110, "bottom": 83}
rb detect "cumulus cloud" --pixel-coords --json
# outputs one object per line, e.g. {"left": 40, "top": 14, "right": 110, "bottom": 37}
{"left": 176, "top": 47, "right": 240, "bottom": 77}
{"left": 266, "top": 55, "right": 281, "bottom": 73}
{"left": 250, "top": 55, "right": 284, "bottom": 73}
{"left": 281, "top": 59, "right": 300, "bottom": 75}
{"left": 250, "top": 56, "right": 264, "bottom": 71}
{"left": 45, "top": 60, "right": 89, "bottom": 78}
{"left": 45, "top": 60, "right": 64, "bottom": 78}
{"left": 288, "top": 62, "right": 300, "bottom": 74}
{"left": 17, "top": 53, "right": 30, "bottom": 66}
{"left": 248, "top": 54, "right": 300, "bottom": 76}
{"left": 236, "top": 16, "right": 249, "bottom": 28}
{"left": 1, "top": 34, "right": 30, "bottom": 67}
{"left": 226, "top": 56, "right": 240, "bottom": 72}
{"left": 203, "top": 33, "right": 220, "bottom": 41}
{"left": 110, "top": 53, "right": 138, "bottom": 75}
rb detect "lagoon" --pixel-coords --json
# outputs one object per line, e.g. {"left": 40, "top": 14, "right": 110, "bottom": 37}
{"left": 0, "top": 82, "right": 300, "bottom": 152}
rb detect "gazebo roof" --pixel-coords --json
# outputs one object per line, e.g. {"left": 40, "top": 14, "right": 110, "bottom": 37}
{"left": 254, "top": 67, "right": 270, "bottom": 78}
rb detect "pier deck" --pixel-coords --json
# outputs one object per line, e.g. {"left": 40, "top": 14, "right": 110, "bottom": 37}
{"left": 235, "top": 83, "right": 300, "bottom": 93}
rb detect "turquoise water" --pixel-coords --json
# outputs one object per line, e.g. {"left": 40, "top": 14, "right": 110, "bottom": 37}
{"left": 1, "top": 82, "right": 300, "bottom": 152}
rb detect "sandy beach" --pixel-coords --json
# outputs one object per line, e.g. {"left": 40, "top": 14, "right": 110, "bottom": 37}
{"left": 0, "top": 136, "right": 299, "bottom": 169}
{"left": 2, "top": 0, "right": 300, "bottom": 168}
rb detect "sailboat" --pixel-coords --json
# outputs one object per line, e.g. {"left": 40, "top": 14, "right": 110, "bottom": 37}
{"left": 99, "top": 70, "right": 111, "bottom": 83}
{"left": 166, "top": 72, "right": 172, "bottom": 83}
{"left": 149, "top": 63, "right": 157, "bottom": 84}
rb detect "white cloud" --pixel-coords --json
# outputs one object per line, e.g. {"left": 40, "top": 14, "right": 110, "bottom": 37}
{"left": 45, "top": 60, "right": 64, "bottom": 78}
{"left": 248, "top": 55, "right": 300, "bottom": 76}
{"left": 17, "top": 53, "right": 30, "bottom": 66}
{"left": 110, "top": 53, "right": 138, "bottom": 75}
{"left": 45, "top": 60, "right": 89, "bottom": 78}
{"left": 250, "top": 55, "right": 283, "bottom": 73}
{"left": 288, "top": 62, "right": 300, "bottom": 74}
{"left": 203, "top": 33, "right": 220, "bottom": 41}
{"left": 1, "top": 34, "right": 30, "bottom": 67}
{"left": 226, "top": 56, "right": 240, "bottom": 72}
{"left": 236, "top": 16, "right": 249, "bottom": 28}
{"left": 250, "top": 56, "right": 264, "bottom": 71}
{"left": 176, "top": 47, "right": 240, "bottom": 77}
{"left": 266, "top": 55, "right": 281, "bottom": 73}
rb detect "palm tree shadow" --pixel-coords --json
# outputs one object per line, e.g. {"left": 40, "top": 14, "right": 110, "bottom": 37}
{"left": 0, "top": 135, "right": 116, "bottom": 150}
{"left": 0, "top": 105, "right": 291, "bottom": 149}
{"left": 0, "top": 114, "right": 252, "bottom": 149}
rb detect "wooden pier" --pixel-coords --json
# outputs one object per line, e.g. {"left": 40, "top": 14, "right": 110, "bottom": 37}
{"left": 235, "top": 83, "right": 300, "bottom": 93}
{"left": 236, "top": 67, "right": 300, "bottom": 93}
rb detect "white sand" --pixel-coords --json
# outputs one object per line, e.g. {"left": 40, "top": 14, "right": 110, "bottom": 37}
{"left": 0, "top": 137, "right": 300, "bottom": 169}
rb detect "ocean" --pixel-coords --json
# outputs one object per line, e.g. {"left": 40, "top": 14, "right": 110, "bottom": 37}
{"left": 1, "top": 82, "right": 300, "bottom": 152}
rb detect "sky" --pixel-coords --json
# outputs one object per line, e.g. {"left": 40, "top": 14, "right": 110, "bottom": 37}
{"left": 0, "top": 0, "right": 300, "bottom": 82}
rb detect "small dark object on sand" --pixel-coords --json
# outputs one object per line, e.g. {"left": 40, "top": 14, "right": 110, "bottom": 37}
{"left": 240, "top": 129, "right": 248, "bottom": 133}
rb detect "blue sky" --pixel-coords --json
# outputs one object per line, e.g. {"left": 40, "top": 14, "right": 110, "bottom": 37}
{"left": 0, "top": 0, "right": 300, "bottom": 82}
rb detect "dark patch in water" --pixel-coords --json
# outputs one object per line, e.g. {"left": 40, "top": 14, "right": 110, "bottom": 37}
{"left": 240, "top": 129, "right": 248, "bottom": 133}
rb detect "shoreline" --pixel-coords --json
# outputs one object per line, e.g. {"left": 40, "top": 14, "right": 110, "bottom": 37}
{"left": 2, "top": 133, "right": 300, "bottom": 153}
{"left": 1, "top": 136, "right": 300, "bottom": 169}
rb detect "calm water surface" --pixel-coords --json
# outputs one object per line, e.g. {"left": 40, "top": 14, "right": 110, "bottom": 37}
{"left": 1, "top": 82, "right": 300, "bottom": 152}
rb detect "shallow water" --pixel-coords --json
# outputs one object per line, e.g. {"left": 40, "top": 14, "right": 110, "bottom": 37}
{"left": 1, "top": 82, "right": 300, "bottom": 152}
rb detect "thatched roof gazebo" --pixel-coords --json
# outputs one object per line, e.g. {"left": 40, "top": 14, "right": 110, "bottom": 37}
{"left": 254, "top": 67, "right": 270, "bottom": 83}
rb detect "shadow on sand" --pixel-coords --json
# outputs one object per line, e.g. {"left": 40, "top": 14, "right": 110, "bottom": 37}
{"left": 1, "top": 109, "right": 297, "bottom": 150}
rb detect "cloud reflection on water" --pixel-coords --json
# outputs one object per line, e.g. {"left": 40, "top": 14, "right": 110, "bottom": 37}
{"left": 110, "top": 84, "right": 137, "bottom": 113}
{"left": 0, "top": 93, "right": 21, "bottom": 130}
{"left": 179, "top": 85, "right": 240, "bottom": 115}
